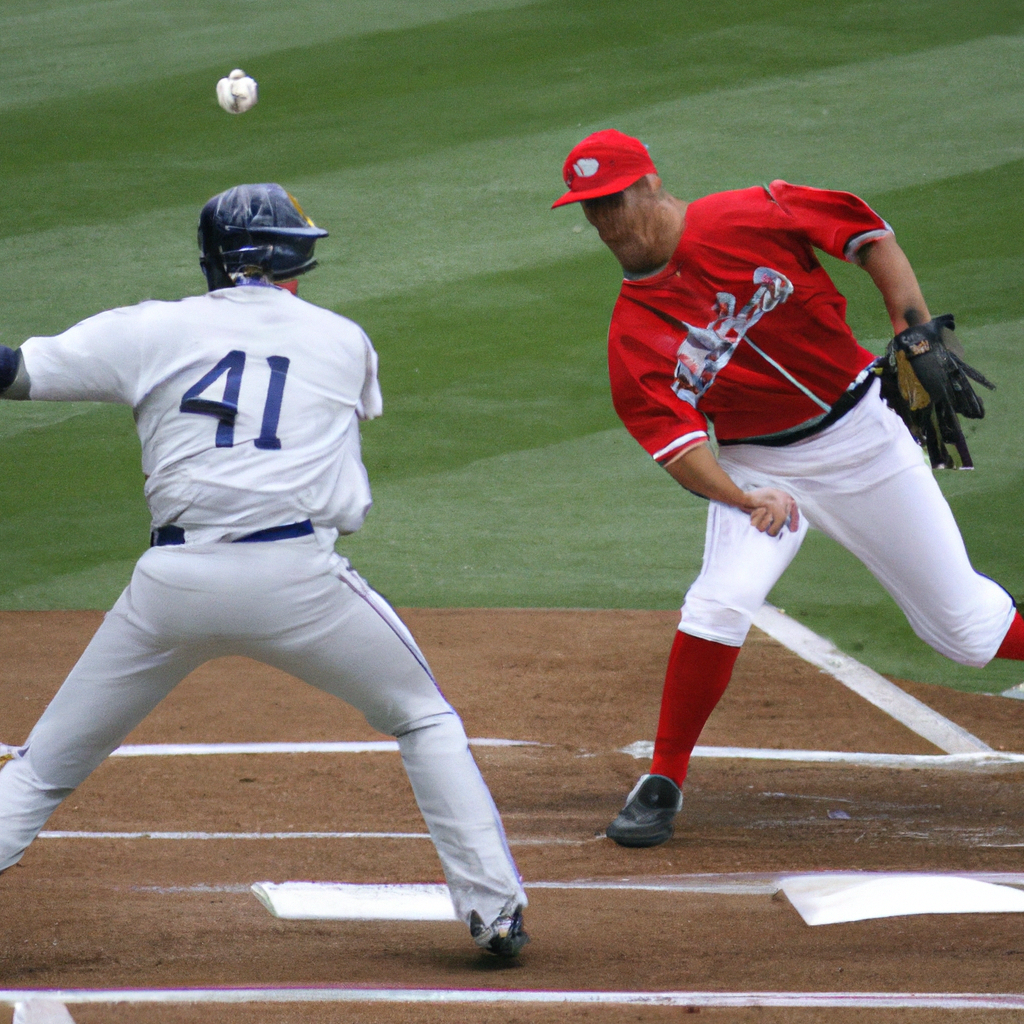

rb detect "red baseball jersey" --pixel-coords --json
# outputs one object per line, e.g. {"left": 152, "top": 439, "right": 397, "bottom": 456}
{"left": 608, "top": 180, "right": 892, "bottom": 463}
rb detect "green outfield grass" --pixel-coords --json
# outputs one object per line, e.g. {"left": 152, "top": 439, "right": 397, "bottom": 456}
{"left": 1, "top": 0, "right": 1022, "bottom": 693}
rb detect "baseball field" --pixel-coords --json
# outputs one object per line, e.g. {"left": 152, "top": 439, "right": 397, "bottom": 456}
{"left": 2, "top": 0, "right": 1024, "bottom": 1019}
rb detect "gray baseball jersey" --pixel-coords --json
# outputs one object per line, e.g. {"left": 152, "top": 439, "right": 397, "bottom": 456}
{"left": 20, "top": 285, "right": 380, "bottom": 542}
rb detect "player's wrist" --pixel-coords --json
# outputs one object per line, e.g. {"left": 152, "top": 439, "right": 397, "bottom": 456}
{"left": 0, "top": 347, "right": 30, "bottom": 400}
{"left": 737, "top": 487, "right": 773, "bottom": 511}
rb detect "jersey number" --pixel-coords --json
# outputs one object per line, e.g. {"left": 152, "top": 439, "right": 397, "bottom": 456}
{"left": 179, "top": 350, "right": 290, "bottom": 449}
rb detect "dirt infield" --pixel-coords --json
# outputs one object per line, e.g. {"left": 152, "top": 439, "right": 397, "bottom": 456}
{"left": 3, "top": 609, "right": 1024, "bottom": 1023}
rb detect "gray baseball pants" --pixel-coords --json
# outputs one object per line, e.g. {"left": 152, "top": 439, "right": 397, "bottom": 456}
{"left": 0, "top": 537, "right": 526, "bottom": 924}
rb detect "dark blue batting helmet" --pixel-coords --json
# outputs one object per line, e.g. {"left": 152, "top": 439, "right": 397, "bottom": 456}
{"left": 198, "top": 183, "right": 329, "bottom": 291}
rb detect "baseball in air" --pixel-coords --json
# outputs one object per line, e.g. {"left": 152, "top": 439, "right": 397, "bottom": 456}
{"left": 216, "top": 69, "right": 258, "bottom": 114}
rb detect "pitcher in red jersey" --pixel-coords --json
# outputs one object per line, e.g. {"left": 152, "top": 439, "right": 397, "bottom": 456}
{"left": 553, "top": 130, "right": 1024, "bottom": 848}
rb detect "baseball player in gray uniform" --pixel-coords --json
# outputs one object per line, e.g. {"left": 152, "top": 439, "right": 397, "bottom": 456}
{"left": 0, "top": 183, "right": 528, "bottom": 957}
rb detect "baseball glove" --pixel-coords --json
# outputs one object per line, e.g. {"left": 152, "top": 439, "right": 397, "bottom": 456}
{"left": 875, "top": 314, "right": 995, "bottom": 469}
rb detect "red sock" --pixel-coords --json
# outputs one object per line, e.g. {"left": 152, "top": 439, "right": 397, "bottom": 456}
{"left": 650, "top": 631, "right": 741, "bottom": 786}
{"left": 996, "top": 610, "right": 1024, "bottom": 660}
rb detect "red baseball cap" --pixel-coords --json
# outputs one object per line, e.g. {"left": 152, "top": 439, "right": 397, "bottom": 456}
{"left": 551, "top": 129, "right": 658, "bottom": 208}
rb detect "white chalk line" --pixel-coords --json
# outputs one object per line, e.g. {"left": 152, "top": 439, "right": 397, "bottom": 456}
{"left": 38, "top": 831, "right": 429, "bottom": 840}
{"left": 621, "top": 742, "right": 1024, "bottom": 768}
{"left": 108, "top": 738, "right": 539, "bottom": 757}
{"left": 3, "top": 987, "right": 1024, "bottom": 1009}
{"left": 36, "top": 830, "right": 587, "bottom": 846}
{"left": 20, "top": 738, "right": 1018, "bottom": 769}
{"left": 753, "top": 604, "right": 991, "bottom": 755}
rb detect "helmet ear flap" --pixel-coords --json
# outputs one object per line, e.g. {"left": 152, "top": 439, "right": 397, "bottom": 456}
{"left": 198, "top": 212, "right": 234, "bottom": 291}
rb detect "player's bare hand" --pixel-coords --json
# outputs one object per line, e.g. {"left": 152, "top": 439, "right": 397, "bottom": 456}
{"left": 745, "top": 488, "right": 799, "bottom": 537}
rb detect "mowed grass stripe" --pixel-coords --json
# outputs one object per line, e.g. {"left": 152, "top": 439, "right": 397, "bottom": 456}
{"left": 0, "top": 0, "right": 543, "bottom": 108}
{"left": 626, "top": 34, "right": 1024, "bottom": 197}
{"left": 0, "top": 4, "right": 1019, "bottom": 237}
{"left": 0, "top": 402, "right": 101, "bottom": 442}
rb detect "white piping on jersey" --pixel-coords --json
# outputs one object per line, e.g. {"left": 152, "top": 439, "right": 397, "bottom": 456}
{"left": 741, "top": 337, "right": 832, "bottom": 412}
{"left": 843, "top": 224, "right": 893, "bottom": 263}
{"left": 653, "top": 430, "right": 708, "bottom": 461}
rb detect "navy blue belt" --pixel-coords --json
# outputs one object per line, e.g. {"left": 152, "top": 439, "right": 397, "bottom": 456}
{"left": 150, "top": 519, "right": 314, "bottom": 547}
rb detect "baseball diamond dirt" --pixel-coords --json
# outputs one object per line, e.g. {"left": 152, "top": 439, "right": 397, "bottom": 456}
{"left": 3, "top": 608, "right": 1024, "bottom": 1024}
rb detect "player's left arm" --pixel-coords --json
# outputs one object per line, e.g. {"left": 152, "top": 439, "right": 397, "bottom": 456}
{"left": 768, "top": 182, "right": 928, "bottom": 332}
{"left": 855, "top": 234, "right": 930, "bottom": 333}
{"left": 856, "top": 230, "right": 995, "bottom": 469}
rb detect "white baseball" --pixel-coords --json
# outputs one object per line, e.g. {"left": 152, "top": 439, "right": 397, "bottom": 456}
{"left": 216, "top": 69, "right": 258, "bottom": 114}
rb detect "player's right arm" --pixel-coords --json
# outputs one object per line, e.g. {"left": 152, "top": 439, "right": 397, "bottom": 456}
{"left": 608, "top": 322, "right": 798, "bottom": 538}
{"left": 663, "top": 442, "right": 799, "bottom": 537}
{"left": 0, "top": 307, "right": 144, "bottom": 405}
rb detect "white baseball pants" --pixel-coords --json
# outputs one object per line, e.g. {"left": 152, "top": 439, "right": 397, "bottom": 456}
{"left": 0, "top": 537, "right": 526, "bottom": 924}
{"left": 679, "top": 381, "right": 1015, "bottom": 666}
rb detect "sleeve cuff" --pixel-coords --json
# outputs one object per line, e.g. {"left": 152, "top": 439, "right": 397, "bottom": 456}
{"left": 654, "top": 430, "right": 708, "bottom": 464}
{"left": 843, "top": 224, "right": 893, "bottom": 263}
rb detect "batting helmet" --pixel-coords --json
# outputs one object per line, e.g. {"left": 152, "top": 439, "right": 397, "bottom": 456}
{"left": 198, "top": 183, "right": 329, "bottom": 291}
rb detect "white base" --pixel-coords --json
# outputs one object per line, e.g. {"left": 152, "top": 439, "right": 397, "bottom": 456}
{"left": 781, "top": 873, "right": 1024, "bottom": 925}
{"left": 251, "top": 881, "right": 457, "bottom": 921}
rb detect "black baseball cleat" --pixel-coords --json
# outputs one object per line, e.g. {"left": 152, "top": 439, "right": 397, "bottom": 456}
{"left": 606, "top": 773, "right": 683, "bottom": 848}
{"left": 469, "top": 900, "right": 530, "bottom": 957}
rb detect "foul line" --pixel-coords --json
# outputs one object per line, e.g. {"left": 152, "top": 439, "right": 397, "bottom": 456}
{"left": 752, "top": 604, "right": 991, "bottom": 755}
{"left": 38, "top": 831, "right": 430, "bottom": 841}
{"left": 108, "top": 738, "right": 538, "bottom": 757}
{"left": 3, "top": 987, "right": 1024, "bottom": 1010}
{"left": 19, "top": 740, "right": 1024, "bottom": 774}
{"left": 36, "top": 831, "right": 586, "bottom": 846}
{"left": 28, "top": 739, "right": 1024, "bottom": 769}
{"left": 619, "top": 742, "right": 1024, "bottom": 768}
